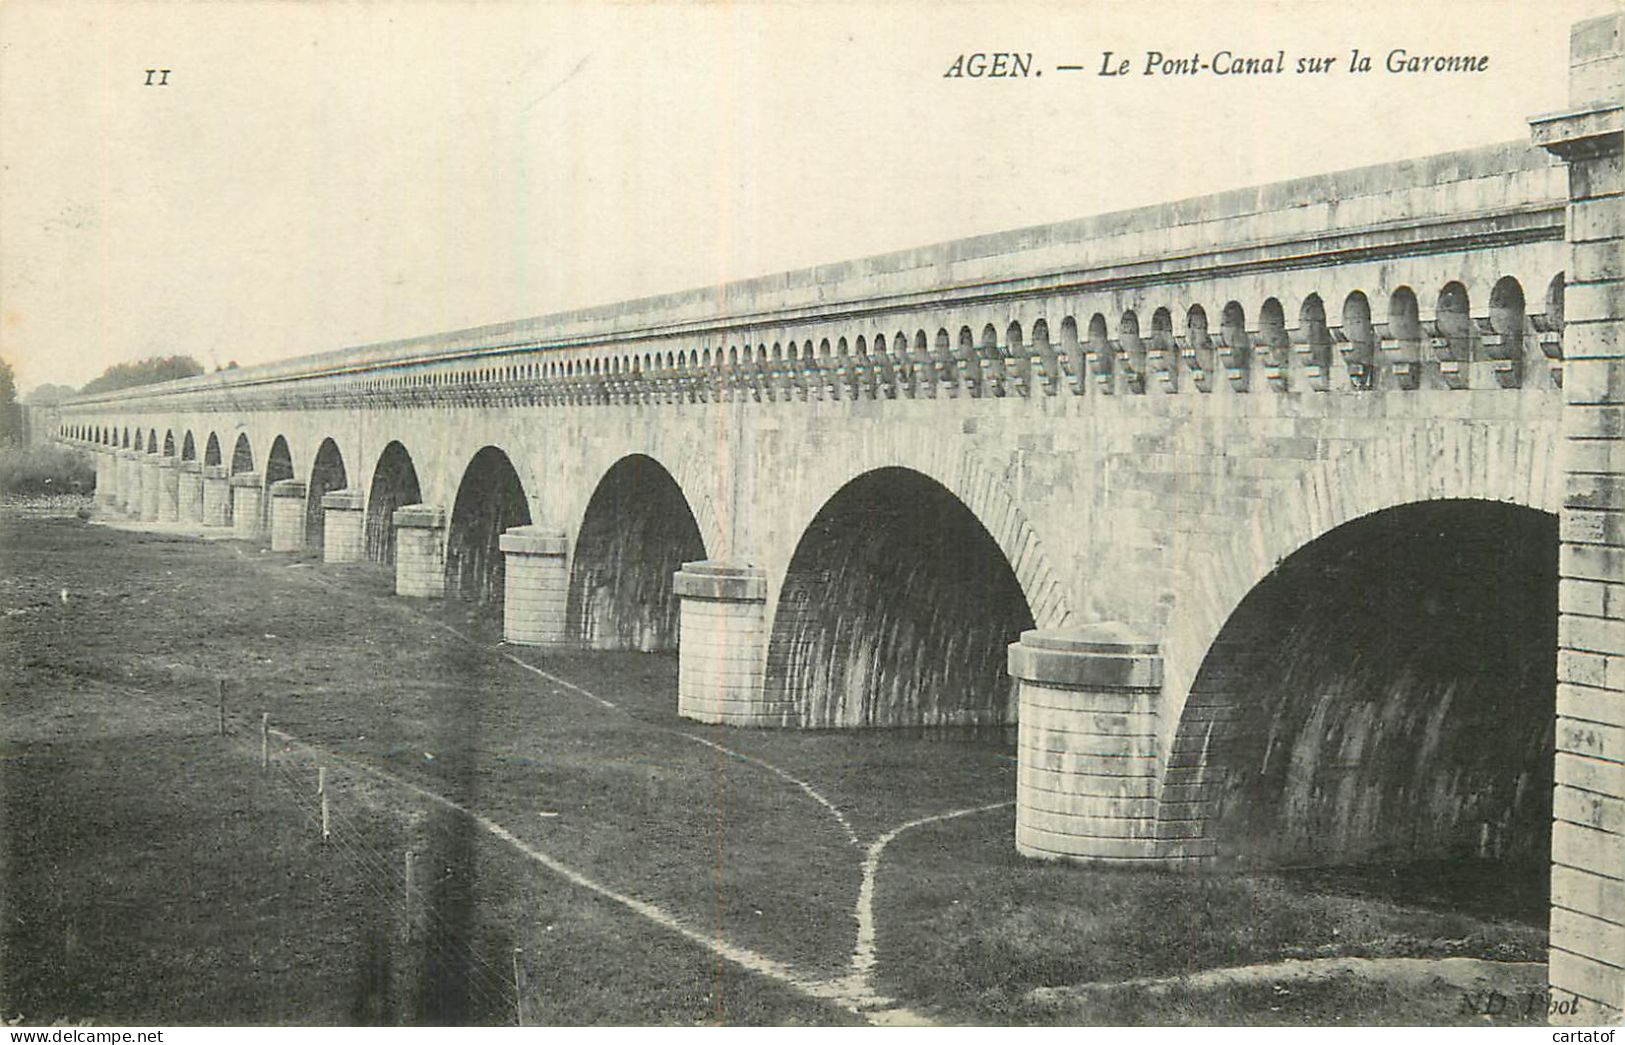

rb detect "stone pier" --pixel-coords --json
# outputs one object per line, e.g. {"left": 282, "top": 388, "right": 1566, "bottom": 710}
{"left": 177, "top": 461, "right": 202, "bottom": 523}
{"left": 230, "top": 473, "right": 263, "bottom": 539}
{"left": 139, "top": 456, "right": 160, "bottom": 521}
{"left": 201, "top": 465, "right": 231, "bottom": 527}
{"left": 320, "top": 488, "right": 365, "bottom": 563}
{"left": 268, "top": 479, "right": 306, "bottom": 552}
{"left": 156, "top": 458, "right": 179, "bottom": 523}
{"left": 118, "top": 451, "right": 140, "bottom": 514}
{"left": 1009, "top": 624, "right": 1166, "bottom": 863}
{"left": 392, "top": 504, "right": 446, "bottom": 598}
{"left": 499, "top": 525, "right": 570, "bottom": 646}
{"left": 674, "top": 561, "right": 787, "bottom": 726}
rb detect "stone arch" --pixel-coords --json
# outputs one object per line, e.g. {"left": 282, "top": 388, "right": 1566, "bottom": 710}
{"left": 445, "top": 446, "right": 531, "bottom": 604}
{"left": 305, "top": 438, "right": 348, "bottom": 553}
{"left": 147, "top": 429, "right": 157, "bottom": 453}
{"left": 769, "top": 439, "right": 1074, "bottom": 642}
{"left": 230, "top": 434, "right": 254, "bottom": 475}
{"left": 1161, "top": 498, "right": 1556, "bottom": 889}
{"left": 764, "top": 466, "right": 1036, "bottom": 729}
{"left": 566, "top": 453, "right": 707, "bottom": 651}
{"left": 1160, "top": 421, "right": 1564, "bottom": 766}
{"left": 365, "top": 441, "right": 422, "bottom": 565}
{"left": 265, "top": 437, "right": 293, "bottom": 483}
{"left": 180, "top": 431, "right": 196, "bottom": 461}
{"left": 162, "top": 430, "right": 175, "bottom": 456}
{"left": 204, "top": 433, "right": 222, "bottom": 467}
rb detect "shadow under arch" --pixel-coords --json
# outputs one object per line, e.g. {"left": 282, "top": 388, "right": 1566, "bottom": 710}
{"left": 446, "top": 446, "right": 531, "bottom": 604}
{"left": 306, "top": 438, "right": 348, "bottom": 552}
{"left": 230, "top": 434, "right": 254, "bottom": 474}
{"left": 366, "top": 441, "right": 422, "bottom": 565}
{"left": 566, "top": 453, "right": 706, "bottom": 651}
{"left": 1163, "top": 499, "right": 1556, "bottom": 914}
{"left": 765, "top": 467, "right": 1034, "bottom": 730}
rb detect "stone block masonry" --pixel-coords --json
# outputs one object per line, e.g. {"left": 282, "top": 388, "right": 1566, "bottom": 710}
{"left": 229, "top": 472, "right": 263, "bottom": 539}
{"left": 177, "top": 461, "right": 202, "bottom": 523}
{"left": 268, "top": 479, "right": 306, "bottom": 552}
{"left": 393, "top": 504, "right": 446, "bottom": 598}
{"left": 201, "top": 465, "right": 231, "bottom": 527}
{"left": 156, "top": 458, "right": 179, "bottom": 523}
{"left": 320, "top": 488, "right": 365, "bottom": 563}
{"left": 1531, "top": 8, "right": 1625, "bottom": 1024}
{"left": 674, "top": 562, "right": 791, "bottom": 726}
{"left": 1010, "top": 624, "right": 1172, "bottom": 863}
{"left": 499, "top": 526, "right": 570, "bottom": 646}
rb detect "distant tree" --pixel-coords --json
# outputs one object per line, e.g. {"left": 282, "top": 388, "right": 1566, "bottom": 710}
{"left": 25, "top": 382, "right": 76, "bottom": 405}
{"left": 0, "top": 357, "right": 21, "bottom": 446}
{"left": 214, "top": 360, "right": 240, "bottom": 372}
{"left": 80, "top": 355, "right": 204, "bottom": 395}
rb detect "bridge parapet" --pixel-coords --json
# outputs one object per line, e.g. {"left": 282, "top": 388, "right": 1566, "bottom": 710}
{"left": 61, "top": 139, "right": 1567, "bottom": 428}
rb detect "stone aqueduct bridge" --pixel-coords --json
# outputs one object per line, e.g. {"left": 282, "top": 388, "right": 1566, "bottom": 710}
{"left": 52, "top": 15, "right": 1624, "bottom": 1021}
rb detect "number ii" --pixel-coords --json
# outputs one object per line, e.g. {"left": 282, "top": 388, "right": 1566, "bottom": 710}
{"left": 144, "top": 69, "right": 171, "bottom": 86}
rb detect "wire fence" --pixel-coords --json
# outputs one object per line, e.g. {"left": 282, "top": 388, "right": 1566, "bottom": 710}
{"left": 208, "top": 678, "right": 533, "bottom": 1026}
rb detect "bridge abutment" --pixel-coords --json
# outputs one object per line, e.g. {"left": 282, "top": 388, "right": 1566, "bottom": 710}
{"left": 674, "top": 561, "right": 788, "bottom": 726}
{"left": 320, "top": 489, "right": 365, "bottom": 563}
{"left": 201, "top": 466, "right": 231, "bottom": 527}
{"left": 499, "top": 526, "right": 570, "bottom": 647}
{"left": 1531, "top": 9, "right": 1625, "bottom": 1023}
{"left": 393, "top": 504, "right": 447, "bottom": 598}
{"left": 230, "top": 473, "right": 263, "bottom": 538}
{"left": 268, "top": 480, "right": 306, "bottom": 552}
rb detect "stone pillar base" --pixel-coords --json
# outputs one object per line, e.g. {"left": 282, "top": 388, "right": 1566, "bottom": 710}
{"left": 156, "top": 459, "right": 179, "bottom": 522}
{"left": 1010, "top": 624, "right": 1183, "bottom": 864}
{"left": 118, "top": 452, "right": 140, "bottom": 514}
{"left": 393, "top": 504, "right": 446, "bottom": 598}
{"left": 268, "top": 479, "right": 307, "bottom": 552}
{"left": 139, "top": 458, "right": 161, "bottom": 520}
{"left": 675, "top": 561, "right": 788, "bottom": 726}
{"left": 321, "top": 489, "right": 365, "bottom": 563}
{"left": 96, "top": 452, "right": 116, "bottom": 507}
{"left": 500, "top": 526, "right": 570, "bottom": 646}
{"left": 230, "top": 473, "right": 264, "bottom": 538}
{"left": 202, "top": 466, "right": 231, "bottom": 527}
{"left": 178, "top": 462, "right": 203, "bottom": 523}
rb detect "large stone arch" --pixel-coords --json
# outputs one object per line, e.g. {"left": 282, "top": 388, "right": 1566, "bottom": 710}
{"left": 565, "top": 452, "right": 708, "bottom": 651}
{"left": 445, "top": 445, "right": 532, "bottom": 604}
{"left": 1159, "top": 497, "right": 1558, "bottom": 880}
{"left": 763, "top": 440, "right": 1075, "bottom": 635}
{"left": 1159, "top": 420, "right": 1564, "bottom": 761}
{"left": 763, "top": 465, "right": 1037, "bottom": 729}
{"left": 365, "top": 440, "right": 423, "bottom": 565}
{"left": 305, "top": 437, "right": 349, "bottom": 553}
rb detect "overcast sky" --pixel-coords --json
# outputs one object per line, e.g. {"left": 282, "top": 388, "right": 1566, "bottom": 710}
{"left": 0, "top": 0, "right": 1615, "bottom": 393}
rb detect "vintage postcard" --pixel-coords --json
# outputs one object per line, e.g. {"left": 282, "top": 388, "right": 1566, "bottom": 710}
{"left": 0, "top": 0, "right": 1620, "bottom": 1032}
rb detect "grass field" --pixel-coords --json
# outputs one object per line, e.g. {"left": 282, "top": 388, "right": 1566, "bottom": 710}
{"left": 0, "top": 504, "right": 1554, "bottom": 1026}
